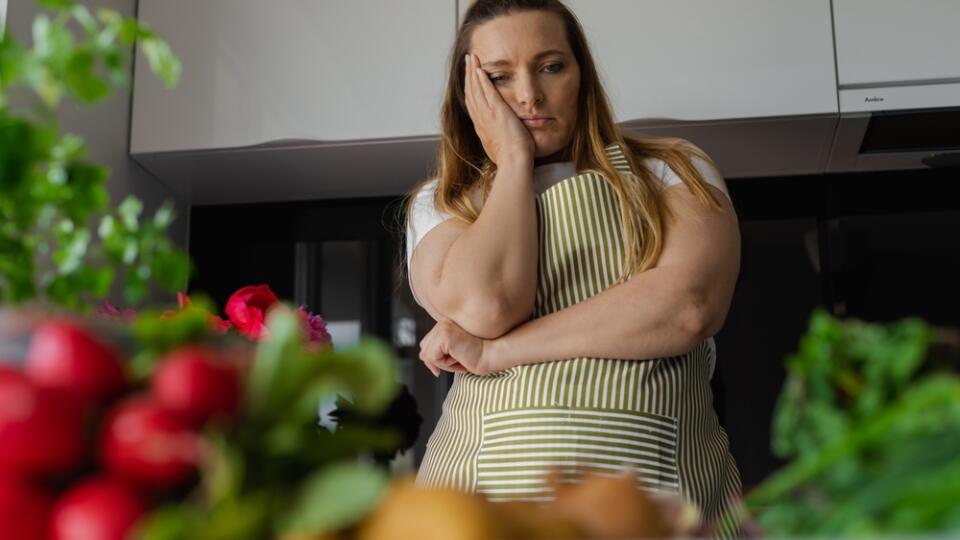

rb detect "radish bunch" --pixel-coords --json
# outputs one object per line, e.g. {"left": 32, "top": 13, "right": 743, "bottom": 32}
{"left": 0, "top": 320, "right": 242, "bottom": 540}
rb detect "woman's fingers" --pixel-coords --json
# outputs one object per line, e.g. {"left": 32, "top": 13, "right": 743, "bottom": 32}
{"left": 464, "top": 54, "right": 485, "bottom": 117}
{"left": 419, "top": 345, "right": 441, "bottom": 376}
{"left": 418, "top": 332, "right": 440, "bottom": 376}
{"left": 463, "top": 54, "right": 477, "bottom": 118}
{"left": 418, "top": 319, "right": 475, "bottom": 376}
{"left": 446, "top": 363, "right": 468, "bottom": 373}
{"left": 469, "top": 54, "right": 491, "bottom": 110}
{"left": 438, "top": 355, "right": 467, "bottom": 373}
{"left": 472, "top": 55, "right": 501, "bottom": 111}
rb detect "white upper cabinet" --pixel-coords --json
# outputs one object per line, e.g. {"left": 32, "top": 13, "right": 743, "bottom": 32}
{"left": 833, "top": 0, "right": 960, "bottom": 87}
{"left": 562, "top": 0, "right": 838, "bottom": 122}
{"left": 131, "top": 0, "right": 455, "bottom": 154}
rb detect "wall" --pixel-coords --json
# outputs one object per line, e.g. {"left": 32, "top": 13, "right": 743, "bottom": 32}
{"left": 5, "top": 0, "right": 190, "bottom": 300}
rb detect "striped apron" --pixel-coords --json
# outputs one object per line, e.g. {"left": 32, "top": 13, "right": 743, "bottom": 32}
{"left": 416, "top": 143, "right": 742, "bottom": 537}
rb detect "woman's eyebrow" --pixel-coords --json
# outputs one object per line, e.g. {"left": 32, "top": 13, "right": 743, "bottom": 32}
{"left": 480, "top": 49, "right": 566, "bottom": 68}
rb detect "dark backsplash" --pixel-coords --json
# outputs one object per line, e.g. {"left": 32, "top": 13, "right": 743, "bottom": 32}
{"left": 188, "top": 165, "right": 960, "bottom": 488}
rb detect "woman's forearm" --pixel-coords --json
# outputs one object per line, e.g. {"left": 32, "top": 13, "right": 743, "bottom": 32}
{"left": 486, "top": 266, "right": 711, "bottom": 369}
{"left": 438, "top": 154, "right": 539, "bottom": 335}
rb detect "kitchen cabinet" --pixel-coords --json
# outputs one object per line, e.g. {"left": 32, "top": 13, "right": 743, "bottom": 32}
{"left": 131, "top": 1, "right": 845, "bottom": 203}
{"left": 131, "top": 0, "right": 455, "bottom": 154}
{"left": 459, "top": 0, "right": 840, "bottom": 178}
{"left": 563, "top": 0, "right": 838, "bottom": 123}
{"left": 833, "top": 0, "right": 960, "bottom": 87}
{"left": 832, "top": 0, "right": 960, "bottom": 113}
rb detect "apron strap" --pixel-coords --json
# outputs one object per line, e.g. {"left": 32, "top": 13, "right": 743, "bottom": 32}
{"left": 603, "top": 142, "right": 635, "bottom": 176}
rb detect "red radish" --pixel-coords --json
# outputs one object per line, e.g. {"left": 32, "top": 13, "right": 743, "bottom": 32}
{"left": 151, "top": 346, "right": 241, "bottom": 427}
{"left": 0, "top": 477, "right": 51, "bottom": 540}
{"left": 0, "top": 367, "right": 86, "bottom": 478}
{"left": 25, "top": 321, "right": 127, "bottom": 409}
{"left": 50, "top": 477, "right": 146, "bottom": 540}
{"left": 99, "top": 397, "right": 199, "bottom": 490}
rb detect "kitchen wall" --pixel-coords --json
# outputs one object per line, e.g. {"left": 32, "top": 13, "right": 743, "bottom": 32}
{"left": 5, "top": 0, "right": 190, "bottom": 299}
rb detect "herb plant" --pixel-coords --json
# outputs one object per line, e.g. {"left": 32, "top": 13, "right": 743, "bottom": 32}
{"left": 748, "top": 308, "right": 960, "bottom": 535}
{"left": 0, "top": 0, "right": 187, "bottom": 309}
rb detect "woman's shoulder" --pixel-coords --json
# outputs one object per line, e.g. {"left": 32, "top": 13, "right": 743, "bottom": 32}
{"left": 410, "top": 177, "right": 484, "bottom": 213}
{"left": 411, "top": 177, "right": 440, "bottom": 202}
{"left": 408, "top": 178, "right": 448, "bottom": 226}
{"left": 639, "top": 155, "right": 730, "bottom": 200}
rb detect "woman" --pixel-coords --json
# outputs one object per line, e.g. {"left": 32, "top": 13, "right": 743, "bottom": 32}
{"left": 404, "top": 0, "right": 741, "bottom": 535}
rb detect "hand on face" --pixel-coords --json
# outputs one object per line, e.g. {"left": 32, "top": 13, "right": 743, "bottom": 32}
{"left": 464, "top": 53, "right": 535, "bottom": 166}
{"left": 418, "top": 319, "right": 497, "bottom": 377}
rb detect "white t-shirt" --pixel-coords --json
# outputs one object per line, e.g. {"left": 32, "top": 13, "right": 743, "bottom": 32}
{"left": 405, "top": 156, "right": 730, "bottom": 307}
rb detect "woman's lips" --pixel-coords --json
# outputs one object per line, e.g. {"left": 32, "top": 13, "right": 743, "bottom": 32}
{"left": 521, "top": 118, "right": 552, "bottom": 128}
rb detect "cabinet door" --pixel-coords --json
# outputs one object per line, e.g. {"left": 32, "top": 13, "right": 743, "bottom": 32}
{"left": 563, "top": 0, "right": 838, "bottom": 122}
{"left": 131, "top": 0, "right": 456, "bottom": 154}
{"left": 833, "top": 0, "right": 960, "bottom": 87}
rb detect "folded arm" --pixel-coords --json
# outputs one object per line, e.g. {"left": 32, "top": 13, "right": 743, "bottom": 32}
{"left": 485, "top": 183, "right": 741, "bottom": 370}
{"left": 409, "top": 155, "right": 539, "bottom": 339}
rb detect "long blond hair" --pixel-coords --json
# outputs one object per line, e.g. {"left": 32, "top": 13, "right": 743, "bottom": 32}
{"left": 403, "top": 0, "right": 724, "bottom": 282}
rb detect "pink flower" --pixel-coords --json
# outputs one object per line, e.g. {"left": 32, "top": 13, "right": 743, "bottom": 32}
{"left": 95, "top": 301, "right": 137, "bottom": 322}
{"left": 297, "top": 306, "right": 332, "bottom": 348}
{"left": 209, "top": 315, "right": 233, "bottom": 335}
{"left": 224, "top": 285, "right": 279, "bottom": 341}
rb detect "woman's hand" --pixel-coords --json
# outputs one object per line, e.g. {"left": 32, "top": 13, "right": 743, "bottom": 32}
{"left": 464, "top": 53, "right": 534, "bottom": 166}
{"left": 419, "top": 319, "right": 501, "bottom": 377}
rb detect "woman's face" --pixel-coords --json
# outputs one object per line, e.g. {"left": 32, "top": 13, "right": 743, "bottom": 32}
{"left": 469, "top": 10, "right": 581, "bottom": 161}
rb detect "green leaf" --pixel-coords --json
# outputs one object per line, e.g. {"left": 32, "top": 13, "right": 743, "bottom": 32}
{"left": 118, "top": 196, "right": 143, "bottom": 229}
{"left": 280, "top": 462, "right": 388, "bottom": 536}
{"left": 50, "top": 132, "right": 85, "bottom": 161}
{"left": 70, "top": 5, "right": 99, "bottom": 37}
{"left": 64, "top": 48, "right": 110, "bottom": 102}
{"left": 132, "top": 304, "right": 212, "bottom": 353}
{"left": 38, "top": 0, "right": 76, "bottom": 8}
{"left": 32, "top": 16, "right": 54, "bottom": 57}
{"left": 302, "top": 340, "right": 399, "bottom": 416}
{"left": 198, "top": 493, "right": 272, "bottom": 540}
{"left": 247, "top": 306, "right": 309, "bottom": 420}
{"left": 203, "top": 433, "right": 246, "bottom": 506}
{"left": 133, "top": 506, "right": 200, "bottom": 540}
{"left": 153, "top": 202, "right": 175, "bottom": 228}
{"left": 0, "top": 39, "right": 28, "bottom": 90}
{"left": 122, "top": 238, "right": 138, "bottom": 264}
{"left": 102, "top": 49, "right": 128, "bottom": 85}
{"left": 140, "top": 36, "right": 181, "bottom": 87}
{"left": 153, "top": 247, "right": 191, "bottom": 292}
{"left": 247, "top": 307, "right": 399, "bottom": 426}
{"left": 53, "top": 226, "right": 90, "bottom": 273}
{"left": 61, "top": 161, "right": 108, "bottom": 222}
{"left": 31, "top": 65, "right": 63, "bottom": 107}
{"left": 97, "top": 214, "right": 115, "bottom": 238}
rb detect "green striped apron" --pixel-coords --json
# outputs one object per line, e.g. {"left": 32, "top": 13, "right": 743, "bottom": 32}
{"left": 416, "top": 143, "right": 742, "bottom": 537}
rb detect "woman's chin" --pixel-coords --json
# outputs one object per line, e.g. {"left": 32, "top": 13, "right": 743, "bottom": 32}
{"left": 532, "top": 138, "right": 568, "bottom": 161}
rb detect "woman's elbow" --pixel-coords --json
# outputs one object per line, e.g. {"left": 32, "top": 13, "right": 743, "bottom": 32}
{"left": 454, "top": 295, "right": 531, "bottom": 339}
{"left": 677, "top": 293, "right": 727, "bottom": 345}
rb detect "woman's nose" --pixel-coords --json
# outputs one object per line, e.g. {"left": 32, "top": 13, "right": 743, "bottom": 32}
{"left": 514, "top": 73, "right": 544, "bottom": 107}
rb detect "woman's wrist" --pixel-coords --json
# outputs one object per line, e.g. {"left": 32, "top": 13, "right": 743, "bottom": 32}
{"left": 496, "top": 150, "right": 534, "bottom": 172}
{"left": 482, "top": 334, "right": 515, "bottom": 373}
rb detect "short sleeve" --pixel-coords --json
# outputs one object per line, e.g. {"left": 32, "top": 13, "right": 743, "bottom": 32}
{"left": 405, "top": 179, "right": 453, "bottom": 305}
{"left": 650, "top": 155, "right": 731, "bottom": 202}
